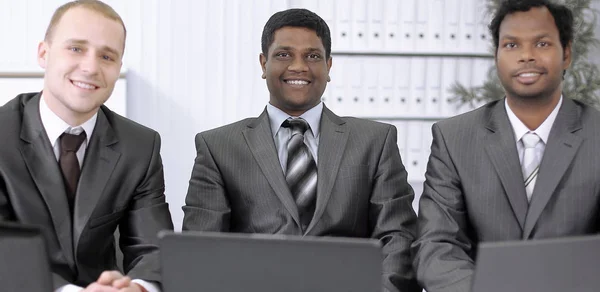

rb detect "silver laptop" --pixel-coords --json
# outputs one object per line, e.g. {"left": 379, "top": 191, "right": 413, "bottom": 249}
{"left": 0, "top": 222, "right": 53, "bottom": 292}
{"left": 472, "top": 235, "right": 600, "bottom": 292}
{"left": 159, "top": 231, "right": 382, "bottom": 292}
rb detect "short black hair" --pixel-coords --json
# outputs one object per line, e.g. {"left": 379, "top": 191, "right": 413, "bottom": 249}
{"left": 261, "top": 8, "right": 331, "bottom": 59}
{"left": 489, "top": 0, "right": 574, "bottom": 51}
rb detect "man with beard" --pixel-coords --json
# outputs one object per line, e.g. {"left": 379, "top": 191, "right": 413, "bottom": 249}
{"left": 412, "top": 1, "right": 600, "bottom": 291}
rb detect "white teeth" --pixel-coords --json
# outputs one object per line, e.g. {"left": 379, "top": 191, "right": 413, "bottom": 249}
{"left": 286, "top": 80, "right": 309, "bottom": 85}
{"left": 73, "top": 81, "right": 96, "bottom": 90}
{"left": 519, "top": 73, "right": 540, "bottom": 78}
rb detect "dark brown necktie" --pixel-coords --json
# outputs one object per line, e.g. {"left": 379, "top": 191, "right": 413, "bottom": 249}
{"left": 282, "top": 118, "right": 317, "bottom": 232}
{"left": 59, "top": 131, "right": 87, "bottom": 212}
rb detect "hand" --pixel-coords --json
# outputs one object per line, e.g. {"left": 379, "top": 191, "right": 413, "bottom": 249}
{"left": 84, "top": 270, "right": 146, "bottom": 292}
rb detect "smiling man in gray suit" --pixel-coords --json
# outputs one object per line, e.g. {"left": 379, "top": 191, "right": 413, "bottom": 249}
{"left": 412, "top": 1, "right": 600, "bottom": 291}
{"left": 182, "top": 8, "right": 419, "bottom": 292}
{"left": 0, "top": 1, "right": 173, "bottom": 292}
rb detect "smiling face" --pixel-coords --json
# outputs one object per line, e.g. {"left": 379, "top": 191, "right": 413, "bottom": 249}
{"left": 38, "top": 6, "right": 124, "bottom": 126}
{"left": 495, "top": 6, "right": 571, "bottom": 102}
{"left": 260, "top": 26, "right": 332, "bottom": 116}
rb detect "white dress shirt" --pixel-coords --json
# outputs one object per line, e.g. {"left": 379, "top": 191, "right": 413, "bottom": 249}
{"left": 40, "top": 96, "right": 159, "bottom": 292}
{"left": 267, "top": 102, "right": 322, "bottom": 173}
{"left": 505, "top": 96, "right": 562, "bottom": 169}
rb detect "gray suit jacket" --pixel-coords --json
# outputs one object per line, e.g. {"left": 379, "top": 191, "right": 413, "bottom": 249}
{"left": 183, "top": 105, "right": 420, "bottom": 292}
{"left": 0, "top": 93, "right": 174, "bottom": 288}
{"left": 412, "top": 98, "right": 600, "bottom": 292}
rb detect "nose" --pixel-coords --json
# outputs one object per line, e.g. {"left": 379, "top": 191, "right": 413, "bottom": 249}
{"left": 288, "top": 55, "right": 308, "bottom": 72}
{"left": 79, "top": 53, "right": 100, "bottom": 74}
{"left": 518, "top": 46, "right": 536, "bottom": 64}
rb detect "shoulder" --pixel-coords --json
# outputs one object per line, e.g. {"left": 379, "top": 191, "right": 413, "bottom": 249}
{"left": 197, "top": 117, "right": 258, "bottom": 140}
{"left": 434, "top": 100, "right": 499, "bottom": 133}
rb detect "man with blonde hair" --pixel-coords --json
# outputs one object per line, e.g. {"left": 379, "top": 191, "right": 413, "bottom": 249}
{"left": 0, "top": 1, "right": 173, "bottom": 291}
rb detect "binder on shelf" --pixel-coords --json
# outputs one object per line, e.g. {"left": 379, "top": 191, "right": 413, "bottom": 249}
{"left": 383, "top": 0, "right": 400, "bottom": 52}
{"left": 425, "top": 57, "right": 443, "bottom": 117}
{"left": 367, "top": 0, "right": 384, "bottom": 52}
{"left": 378, "top": 59, "right": 395, "bottom": 118}
{"left": 346, "top": 57, "right": 364, "bottom": 116}
{"left": 334, "top": 0, "right": 352, "bottom": 51}
{"left": 458, "top": 0, "right": 477, "bottom": 53}
{"left": 363, "top": 56, "right": 379, "bottom": 117}
{"left": 440, "top": 57, "right": 459, "bottom": 117}
{"left": 474, "top": 0, "right": 493, "bottom": 55}
{"left": 327, "top": 55, "right": 347, "bottom": 113}
{"left": 415, "top": 0, "right": 429, "bottom": 52}
{"left": 455, "top": 57, "right": 474, "bottom": 115}
{"left": 409, "top": 57, "right": 427, "bottom": 115}
{"left": 398, "top": 0, "right": 416, "bottom": 53}
{"left": 351, "top": 0, "right": 368, "bottom": 52}
{"left": 427, "top": 0, "right": 445, "bottom": 53}
{"left": 394, "top": 58, "right": 411, "bottom": 116}
{"left": 443, "top": 0, "right": 461, "bottom": 53}
{"left": 406, "top": 121, "right": 424, "bottom": 182}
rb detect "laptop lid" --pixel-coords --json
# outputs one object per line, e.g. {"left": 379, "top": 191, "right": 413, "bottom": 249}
{"left": 472, "top": 235, "right": 600, "bottom": 292}
{"left": 0, "top": 221, "right": 53, "bottom": 292}
{"left": 159, "top": 231, "right": 382, "bottom": 292}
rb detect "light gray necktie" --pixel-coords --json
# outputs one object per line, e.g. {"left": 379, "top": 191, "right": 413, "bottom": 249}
{"left": 521, "top": 132, "right": 541, "bottom": 202}
{"left": 283, "top": 118, "right": 317, "bottom": 231}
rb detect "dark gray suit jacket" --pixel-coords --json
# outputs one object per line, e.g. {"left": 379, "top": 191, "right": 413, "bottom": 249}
{"left": 0, "top": 93, "right": 174, "bottom": 289}
{"left": 412, "top": 98, "right": 600, "bottom": 292}
{"left": 183, "top": 105, "right": 420, "bottom": 292}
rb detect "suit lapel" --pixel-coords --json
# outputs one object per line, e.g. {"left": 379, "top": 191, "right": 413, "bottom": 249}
{"left": 523, "top": 98, "right": 582, "bottom": 238}
{"left": 305, "top": 106, "right": 348, "bottom": 234}
{"left": 73, "top": 108, "right": 121, "bottom": 250}
{"left": 243, "top": 109, "right": 301, "bottom": 226}
{"left": 18, "top": 93, "right": 76, "bottom": 270}
{"left": 483, "top": 100, "right": 528, "bottom": 230}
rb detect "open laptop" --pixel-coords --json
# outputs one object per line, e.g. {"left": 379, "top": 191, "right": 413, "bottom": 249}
{"left": 472, "top": 235, "right": 600, "bottom": 292}
{"left": 159, "top": 231, "right": 382, "bottom": 292}
{"left": 0, "top": 221, "right": 53, "bottom": 292}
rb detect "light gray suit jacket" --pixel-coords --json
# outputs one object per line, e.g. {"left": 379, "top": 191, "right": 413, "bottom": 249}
{"left": 412, "top": 98, "right": 600, "bottom": 292}
{"left": 0, "top": 93, "right": 174, "bottom": 288}
{"left": 183, "top": 105, "right": 420, "bottom": 292}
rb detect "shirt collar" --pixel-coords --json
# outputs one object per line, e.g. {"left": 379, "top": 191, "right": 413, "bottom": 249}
{"left": 39, "top": 94, "right": 98, "bottom": 147}
{"left": 266, "top": 102, "right": 323, "bottom": 138}
{"left": 505, "top": 96, "right": 562, "bottom": 144}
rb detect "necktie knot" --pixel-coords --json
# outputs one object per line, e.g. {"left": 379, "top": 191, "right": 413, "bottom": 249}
{"left": 522, "top": 132, "right": 541, "bottom": 149}
{"left": 283, "top": 118, "right": 309, "bottom": 136}
{"left": 60, "top": 131, "right": 87, "bottom": 152}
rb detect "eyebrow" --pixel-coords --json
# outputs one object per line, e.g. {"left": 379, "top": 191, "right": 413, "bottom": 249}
{"left": 272, "top": 46, "right": 325, "bottom": 54}
{"left": 501, "top": 33, "right": 552, "bottom": 41}
{"left": 64, "top": 39, "right": 121, "bottom": 57}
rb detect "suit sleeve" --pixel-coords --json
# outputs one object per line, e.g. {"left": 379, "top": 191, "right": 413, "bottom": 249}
{"left": 370, "top": 125, "right": 420, "bottom": 292}
{"left": 411, "top": 123, "right": 475, "bottom": 292}
{"left": 119, "top": 132, "right": 174, "bottom": 284}
{"left": 182, "top": 132, "right": 231, "bottom": 231}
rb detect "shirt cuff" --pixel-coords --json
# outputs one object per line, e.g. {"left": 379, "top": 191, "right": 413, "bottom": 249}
{"left": 54, "top": 284, "right": 83, "bottom": 292}
{"left": 132, "top": 279, "right": 161, "bottom": 292}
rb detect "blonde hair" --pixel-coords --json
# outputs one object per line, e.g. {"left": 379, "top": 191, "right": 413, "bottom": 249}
{"left": 44, "top": 0, "right": 126, "bottom": 44}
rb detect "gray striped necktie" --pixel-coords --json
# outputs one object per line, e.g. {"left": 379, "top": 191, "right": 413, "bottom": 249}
{"left": 283, "top": 118, "right": 317, "bottom": 231}
{"left": 521, "top": 132, "right": 541, "bottom": 202}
